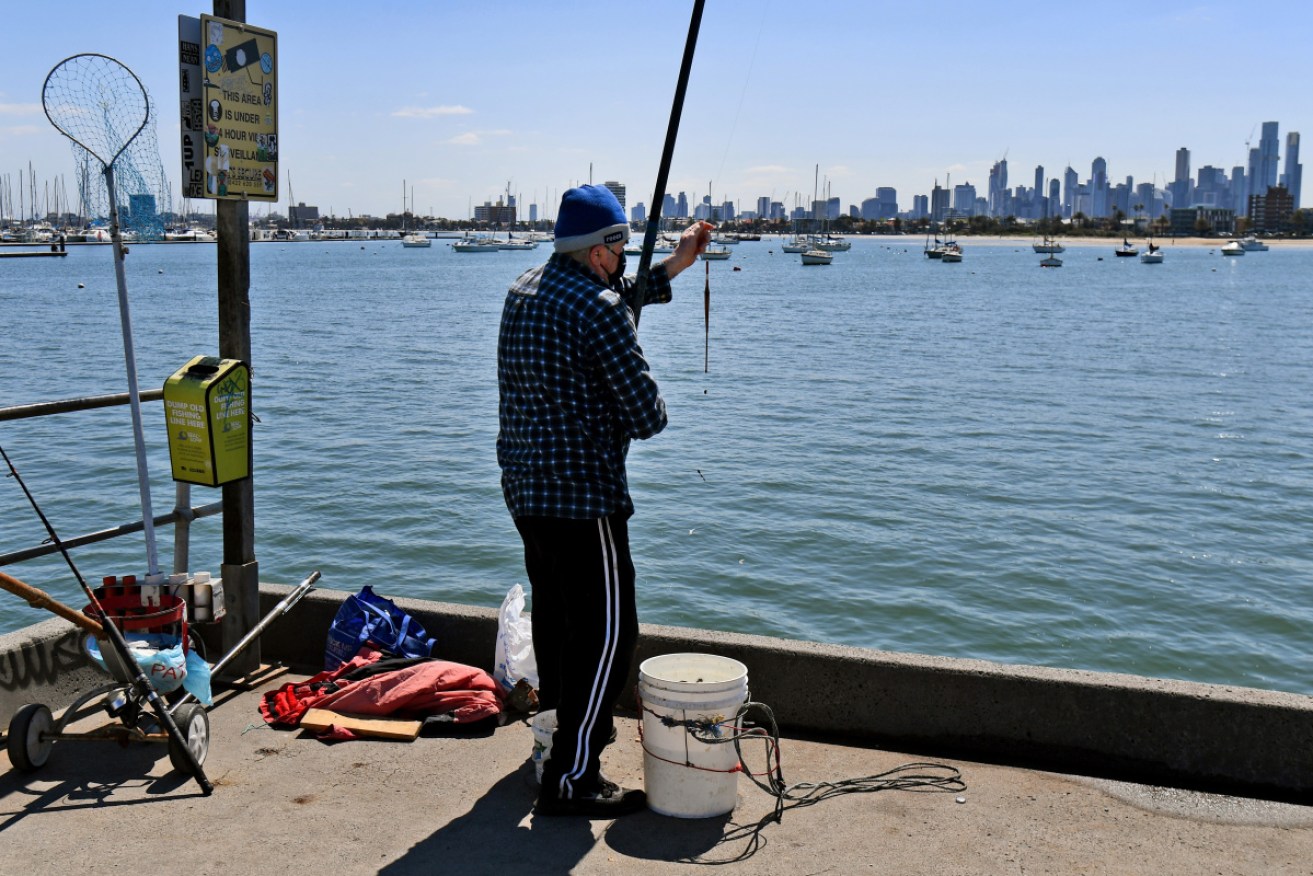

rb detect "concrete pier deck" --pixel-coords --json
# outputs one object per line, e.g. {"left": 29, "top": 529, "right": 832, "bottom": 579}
{"left": 2, "top": 584, "right": 1311, "bottom": 874}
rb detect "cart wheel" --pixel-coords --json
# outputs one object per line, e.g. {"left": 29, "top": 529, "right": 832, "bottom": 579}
{"left": 168, "top": 703, "right": 210, "bottom": 775}
{"left": 8, "top": 703, "right": 55, "bottom": 771}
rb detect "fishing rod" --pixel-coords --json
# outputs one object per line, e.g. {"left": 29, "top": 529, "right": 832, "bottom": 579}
{"left": 0, "top": 444, "right": 214, "bottom": 795}
{"left": 630, "top": 0, "right": 706, "bottom": 327}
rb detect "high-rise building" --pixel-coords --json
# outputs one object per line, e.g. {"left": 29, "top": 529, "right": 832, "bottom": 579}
{"left": 1246, "top": 147, "right": 1263, "bottom": 199}
{"left": 1232, "top": 165, "right": 1248, "bottom": 214}
{"left": 1047, "top": 178, "right": 1060, "bottom": 218}
{"left": 930, "top": 182, "right": 950, "bottom": 222}
{"left": 876, "top": 187, "right": 897, "bottom": 219}
{"left": 911, "top": 194, "right": 929, "bottom": 220}
{"left": 1257, "top": 122, "right": 1280, "bottom": 196}
{"left": 601, "top": 181, "right": 626, "bottom": 210}
{"left": 1062, "top": 166, "right": 1078, "bottom": 218}
{"left": 1091, "top": 157, "right": 1109, "bottom": 218}
{"left": 988, "top": 159, "right": 1008, "bottom": 217}
{"left": 952, "top": 182, "right": 976, "bottom": 217}
{"left": 1194, "top": 166, "right": 1228, "bottom": 207}
{"left": 631, "top": 202, "right": 645, "bottom": 223}
{"left": 676, "top": 191, "right": 688, "bottom": 219}
{"left": 1281, "top": 132, "right": 1302, "bottom": 210}
{"left": 757, "top": 196, "right": 771, "bottom": 218}
{"left": 1171, "top": 147, "right": 1192, "bottom": 209}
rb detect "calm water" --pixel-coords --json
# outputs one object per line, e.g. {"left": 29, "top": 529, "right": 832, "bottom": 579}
{"left": 2, "top": 237, "right": 1310, "bottom": 695}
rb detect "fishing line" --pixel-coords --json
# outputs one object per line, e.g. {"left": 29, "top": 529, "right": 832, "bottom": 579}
{"left": 709, "top": 1, "right": 770, "bottom": 194}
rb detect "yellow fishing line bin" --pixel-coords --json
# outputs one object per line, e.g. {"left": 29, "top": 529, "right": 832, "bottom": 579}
{"left": 163, "top": 356, "right": 251, "bottom": 486}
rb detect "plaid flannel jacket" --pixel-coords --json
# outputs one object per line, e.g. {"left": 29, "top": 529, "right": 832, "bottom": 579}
{"left": 497, "top": 252, "right": 673, "bottom": 519}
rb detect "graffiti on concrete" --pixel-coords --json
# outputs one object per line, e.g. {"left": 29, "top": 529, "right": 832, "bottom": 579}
{"left": 0, "top": 632, "right": 87, "bottom": 693}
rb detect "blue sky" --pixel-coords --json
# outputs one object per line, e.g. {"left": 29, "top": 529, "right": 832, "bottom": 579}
{"left": 1, "top": 1, "right": 1308, "bottom": 220}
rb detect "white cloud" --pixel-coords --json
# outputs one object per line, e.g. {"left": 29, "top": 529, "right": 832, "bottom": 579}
{"left": 0, "top": 103, "right": 42, "bottom": 116}
{"left": 443, "top": 129, "right": 512, "bottom": 146}
{"left": 392, "top": 104, "right": 474, "bottom": 119}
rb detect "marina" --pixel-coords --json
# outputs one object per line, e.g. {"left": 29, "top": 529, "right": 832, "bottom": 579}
{"left": 2, "top": 235, "right": 1309, "bottom": 696}
{"left": 1, "top": 200, "right": 1309, "bottom": 875}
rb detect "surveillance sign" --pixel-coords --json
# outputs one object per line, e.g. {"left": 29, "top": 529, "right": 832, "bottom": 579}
{"left": 179, "top": 14, "right": 278, "bottom": 201}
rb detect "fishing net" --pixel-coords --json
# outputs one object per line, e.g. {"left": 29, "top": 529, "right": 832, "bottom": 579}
{"left": 43, "top": 53, "right": 168, "bottom": 240}
{"left": 42, "top": 53, "right": 163, "bottom": 576}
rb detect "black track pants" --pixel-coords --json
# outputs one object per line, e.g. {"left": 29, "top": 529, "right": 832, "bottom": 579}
{"left": 515, "top": 513, "right": 638, "bottom": 799}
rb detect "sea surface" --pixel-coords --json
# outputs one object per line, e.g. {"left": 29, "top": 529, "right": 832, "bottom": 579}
{"left": 2, "top": 236, "right": 1310, "bottom": 696}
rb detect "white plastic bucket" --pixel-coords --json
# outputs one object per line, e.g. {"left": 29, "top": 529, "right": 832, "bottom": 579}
{"left": 638, "top": 653, "right": 748, "bottom": 818}
{"left": 530, "top": 709, "right": 556, "bottom": 783}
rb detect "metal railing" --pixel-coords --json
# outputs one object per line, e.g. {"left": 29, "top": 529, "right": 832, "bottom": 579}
{"left": 0, "top": 391, "right": 221, "bottom": 572}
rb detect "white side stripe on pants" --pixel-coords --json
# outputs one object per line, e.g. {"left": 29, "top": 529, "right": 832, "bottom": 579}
{"left": 558, "top": 516, "right": 620, "bottom": 799}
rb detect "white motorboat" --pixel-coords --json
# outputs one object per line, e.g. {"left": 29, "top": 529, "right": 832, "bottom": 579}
{"left": 816, "top": 235, "right": 851, "bottom": 251}
{"left": 699, "top": 247, "right": 731, "bottom": 260}
{"left": 940, "top": 243, "right": 963, "bottom": 263}
{"left": 1140, "top": 240, "right": 1164, "bottom": 264}
{"left": 800, "top": 249, "right": 832, "bottom": 265}
{"left": 1239, "top": 234, "right": 1269, "bottom": 251}
{"left": 498, "top": 237, "right": 538, "bottom": 250}
{"left": 401, "top": 232, "right": 431, "bottom": 248}
{"left": 781, "top": 236, "right": 810, "bottom": 253}
{"left": 452, "top": 237, "right": 500, "bottom": 253}
{"left": 1220, "top": 241, "right": 1245, "bottom": 256}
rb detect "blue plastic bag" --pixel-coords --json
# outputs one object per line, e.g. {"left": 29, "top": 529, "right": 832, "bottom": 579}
{"left": 323, "top": 585, "right": 437, "bottom": 670}
{"left": 86, "top": 633, "right": 213, "bottom": 705}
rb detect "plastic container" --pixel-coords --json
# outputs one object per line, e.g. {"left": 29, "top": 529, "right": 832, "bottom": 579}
{"left": 530, "top": 709, "right": 557, "bottom": 783}
{"left": 638, "top": 653, "right": 749, "bottom": 818}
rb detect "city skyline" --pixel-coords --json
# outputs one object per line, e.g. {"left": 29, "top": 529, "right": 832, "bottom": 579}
{"left": 1, "top": 1, "right": 1310, "bottom": 222}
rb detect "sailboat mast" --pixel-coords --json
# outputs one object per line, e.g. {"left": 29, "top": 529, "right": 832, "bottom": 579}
{"left": 812, "top": 164, "right": 818, "bottom": 234}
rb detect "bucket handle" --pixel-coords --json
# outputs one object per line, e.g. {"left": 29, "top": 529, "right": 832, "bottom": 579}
{"left": 634, "top": 687, "right": 748, "bottom": 774}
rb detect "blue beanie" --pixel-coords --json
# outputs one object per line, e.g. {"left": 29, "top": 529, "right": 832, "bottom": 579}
{"left": 553, "top": 185, "right": 629, "bottom": 253}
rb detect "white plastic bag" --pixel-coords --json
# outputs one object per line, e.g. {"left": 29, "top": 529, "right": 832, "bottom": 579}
{"left": 494, "top": 583, "right": 538, "bottom": 694}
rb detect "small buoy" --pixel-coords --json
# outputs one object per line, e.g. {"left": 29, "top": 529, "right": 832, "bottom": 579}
{"left": 77, "top": 283, "right": 85, "bottom": 288}
{"left": 1097, "top": 257, "right": 1103, "bottom": 261}
{"left": 158, "top": 269, "right": 164, "bottom": 274}
{"left": 732, "top": 266, "right": 741, "bottom": 272}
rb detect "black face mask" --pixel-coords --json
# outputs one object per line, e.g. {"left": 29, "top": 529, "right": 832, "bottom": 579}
{"left": 607, "top": 250, "right": 626, "bottom": 287}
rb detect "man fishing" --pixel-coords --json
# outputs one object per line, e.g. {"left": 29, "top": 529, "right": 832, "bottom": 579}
{"left": 497, "top": 184, "right": 711, "bottom": 817}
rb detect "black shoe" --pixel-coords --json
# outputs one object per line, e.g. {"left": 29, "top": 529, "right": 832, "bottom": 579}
{"left": 535, "top": 780, "right": 646, "bottom": 818}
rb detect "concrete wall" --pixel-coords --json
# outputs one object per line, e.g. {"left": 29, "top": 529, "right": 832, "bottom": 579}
{"left": 4, "top": 583, "right": 1311, "bottom": 802}
{"left": 0, "top": 618, "right": 106, "bottom": 720}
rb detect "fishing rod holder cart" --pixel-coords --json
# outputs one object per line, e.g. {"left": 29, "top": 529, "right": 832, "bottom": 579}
{"left": 6, "top": 575, "right": 211, "bottom": 776}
